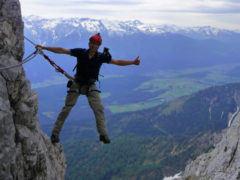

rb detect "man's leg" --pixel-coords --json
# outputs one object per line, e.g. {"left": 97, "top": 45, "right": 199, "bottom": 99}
{"left": 51, "top": 83, "right": 80, "bottom": 143}
{"left": 87, "top": 84, "right": 110, "bottom": 144}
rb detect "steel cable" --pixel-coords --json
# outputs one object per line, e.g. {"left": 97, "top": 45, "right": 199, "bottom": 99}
{"left": 0, "top": 49, "right": 41, "bottom": 71}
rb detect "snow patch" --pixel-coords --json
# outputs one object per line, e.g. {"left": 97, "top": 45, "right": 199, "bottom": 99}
{"left": 24, "top": 23, "right": 33, "bottom": 29}
{"left": 80, "top": 20, "right": 101, "bottom": 32}
{"left": 31, "top": 30, "right": 37, "bottom": 36}
{"left": 102, "top": 19, "right": 125, "bottom": 33}
{"left": 228, "top": 106, "right": 239, "bottom": 127}
{"left": 72, "top": 22, "right": 79, "bottom": 27}
{"left": 163, "top": 172, "right": 182, "bottom": 180}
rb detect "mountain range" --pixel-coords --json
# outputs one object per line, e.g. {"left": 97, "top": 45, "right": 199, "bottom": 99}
{"left": 23, "top": 15, "right": 240, "bottom": 42}
{"left": 23, "top": 16, "right": 240, "bottom": 83}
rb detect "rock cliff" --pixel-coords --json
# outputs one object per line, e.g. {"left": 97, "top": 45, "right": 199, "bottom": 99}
{"left": 181, "top": 93, "right": 240, "bottom": 180}
{"left": 0, "top": 0, "right": 66, "bottom": 180}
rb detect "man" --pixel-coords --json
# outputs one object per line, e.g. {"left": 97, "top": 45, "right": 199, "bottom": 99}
{"left": 36, "top": 33, "right": 140, "bottom": 144}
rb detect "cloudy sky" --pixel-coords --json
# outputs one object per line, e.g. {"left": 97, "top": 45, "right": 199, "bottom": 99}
{"left": 20, "top": 0, "right": 240, "bottom": 30}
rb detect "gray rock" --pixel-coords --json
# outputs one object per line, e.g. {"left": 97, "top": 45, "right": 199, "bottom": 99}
{"left": 0, "top": 1, "right": 66, "bottom": 180}
{"left": 182, "top": 109, "right": 240, "bottom": 179}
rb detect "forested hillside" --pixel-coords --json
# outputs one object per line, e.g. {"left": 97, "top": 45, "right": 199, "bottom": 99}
{"left": 39, "top": 83, "right": 240, "bottom": 179}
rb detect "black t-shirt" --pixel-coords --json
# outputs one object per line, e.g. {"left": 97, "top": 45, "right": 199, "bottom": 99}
{"left": 70, "top": 48, "right": 112, "bottom": 83}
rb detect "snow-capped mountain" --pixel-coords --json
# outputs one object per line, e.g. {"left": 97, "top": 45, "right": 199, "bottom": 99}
{"left": 23, "top": 16, "right": 240, "bottom": 83}
{"left": 23, "top": 16, "right": 240, "bottom": 45}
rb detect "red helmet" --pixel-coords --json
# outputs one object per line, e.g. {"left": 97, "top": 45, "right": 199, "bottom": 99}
{"left": 89, "top": 33, "right": 102, "bottom": 45}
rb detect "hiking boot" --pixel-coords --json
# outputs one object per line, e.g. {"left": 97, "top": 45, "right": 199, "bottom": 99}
{"left": 99, "top": 135, "right": 111, "bottom": 144}
{"left": 51, "top": 134, "right": 59, "bottom": 143}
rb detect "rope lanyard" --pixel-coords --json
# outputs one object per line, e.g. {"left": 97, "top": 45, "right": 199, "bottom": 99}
{"left": 38, "top": 50, "right": 74, "bottom": 80}
{"left": 0, "top": 36, "right": 74, "bottom": 80}
{"left": 24, "top": 36, "right": 74, "bottom": 80}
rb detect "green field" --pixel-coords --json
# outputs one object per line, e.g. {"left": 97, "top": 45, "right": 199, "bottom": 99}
{"left": 105, "top": 63, "right": 240, "bottom": 113}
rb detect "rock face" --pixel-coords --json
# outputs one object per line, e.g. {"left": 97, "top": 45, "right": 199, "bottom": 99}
{"left": 0, "top": 1, "right": 66, "bottom": 180}
{"left": 182, "top": 95, "right": 240, "bottom": 179}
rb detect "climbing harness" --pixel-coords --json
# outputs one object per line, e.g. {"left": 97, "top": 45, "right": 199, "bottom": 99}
{"left": 0, "top": 36, "right": 74, "bottom": 80}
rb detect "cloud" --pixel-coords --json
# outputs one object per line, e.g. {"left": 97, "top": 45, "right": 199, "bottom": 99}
{"left": 194, "top": 0, "right": 240, "bottom": 14}
{"left": 21, "top": 0, "right": 240, "bottom": 14}
{"left": 148, "top": 6, "right": 240, "bottom": 14}
{"left": 70, "top": 0, "right": 142, "bottom": 5}
{"left": 140, "top": 0, "right": 240, "bottom": 14}
{"left": 20, "top": 0, "right": 240, "bottom": 30}
{"left": 196, "top": 6, "right": 240, "bottom": 14}
{"left": 21, "top": 0, "right": 142, "bottom": 7}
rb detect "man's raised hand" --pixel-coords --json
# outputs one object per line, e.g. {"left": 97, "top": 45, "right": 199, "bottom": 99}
{"left": 133, "top": 56, "right": 140, "bottom": 65}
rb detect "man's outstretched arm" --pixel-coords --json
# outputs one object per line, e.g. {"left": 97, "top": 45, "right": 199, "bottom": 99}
{"left": 36, "top": 45, "right": 70, "bottom": 54}
{"left": 110, "top": 56, "right": 140, "bottom": 66}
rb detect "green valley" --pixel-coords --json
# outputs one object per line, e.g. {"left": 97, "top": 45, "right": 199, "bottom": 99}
{"left": 36, "top": 63, "right": 240, "bottom": 124}
{"left": 39, "top": 82, "right": 240, "bottom": 179}
{"left": 35, "top": 64, "right": 240, "bottom": 179}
